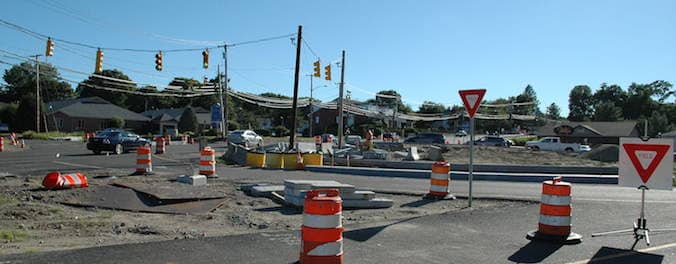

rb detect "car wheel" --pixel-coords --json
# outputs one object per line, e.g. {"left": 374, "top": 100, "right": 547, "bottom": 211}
{"left": 531, "top": 146, "right": 540, "bottom": 151}
{"left": 114, "top": 144, "right": 123, "bottom": 155}
{"left": 564, "top": 148, "right": 574, "bottom": 153}
{"left": 93, "top": 150, "right": 101, "bottom": 155}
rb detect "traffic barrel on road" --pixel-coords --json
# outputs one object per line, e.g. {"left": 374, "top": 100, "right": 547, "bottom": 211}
{"left": 181, "top": 134, "right": 188, "bottom": 144}
{"left": 164, "top": 135, "right": 171, "bottom": 145}
{"left": 155, "top": 137, "right": 165, "bottom": 154}
{"left": 134, "top": 146, "right": 152, "bottom": 175}
{"left": 42, "top": 171, "right": 88, "bottom": 189}
{"left": 314, "top": 136, "right": 321, "bottom": 145}
{"left": 10, "top": 132, "right": 17, "bottom": 145}
{"left": 198, "top": 147, "right": 216, "bottom": 177}
{"left": 0, "top": 136, "right": 3, "bottom": 152}
{"left": 20, "top": 139, "right": 25, "bottom": 148}
{"left": 300, "top": 189, "right": 343, "bottom": 264}
{"left": 526, "top": 177, "right": 582, "bottom": 244}
{"left": 424, "top": 161, "right": 455, "bottom": 200}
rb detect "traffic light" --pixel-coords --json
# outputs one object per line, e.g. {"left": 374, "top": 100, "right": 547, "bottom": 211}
{"left": 45, "top": 37, "right": 54, "bottom": 57}
{"left": 313, "top": 60, "right": 321, "bottom": 77}
{"left": 324, "top": 64, "right": 331, "bottom": 81}
{"left": 155, "top": 51, "right": 163, "bottom": 71}
{"left": 202, "top": 49, "right": 209, "bottom": 69}
{"left": 95, "top": 48, "right": 103, "bottom": 74}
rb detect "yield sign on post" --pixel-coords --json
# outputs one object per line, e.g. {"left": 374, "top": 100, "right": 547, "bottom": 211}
{"left": 619, "top": 137, "right": 673, "bottom": 190}
{"left": 458, "top": 89, "right": 486, "bottom": 118}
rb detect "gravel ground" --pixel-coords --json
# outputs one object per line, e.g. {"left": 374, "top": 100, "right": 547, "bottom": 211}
{"left": 0, "top": 173, "right": 520, "bottom": 255}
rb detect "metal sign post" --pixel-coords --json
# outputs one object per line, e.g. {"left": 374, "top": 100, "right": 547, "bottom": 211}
{"left": 458, "top": 89, "right": 486, "bottom": 208}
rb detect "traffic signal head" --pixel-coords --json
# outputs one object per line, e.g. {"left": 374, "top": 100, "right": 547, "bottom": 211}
{"left": 313, "top": 60, "right": 321, "bottom": 77}
{"left": 324, "top": 65, "right": 331, "bottom": 81}
{"left": 95, "top": 49, "right": 104, "bottom": 74}
{"left": 45, "top": 37, "right": 54, "bottom": 57}
{"left": 155, "top": 51, "right": 163, "bottom": 71}
{"left": 202, "top": 50, "right": 209, "bottom": 69}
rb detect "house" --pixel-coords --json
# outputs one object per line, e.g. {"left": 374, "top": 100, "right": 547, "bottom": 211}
{"left": 141, "top": 107, "right": 212, "bottom": 135}
{"left": 536, "top": 121, "right": 641, "bottom": 145}
{"left": 45, "top": 97, "right": 150, "bottom": 133}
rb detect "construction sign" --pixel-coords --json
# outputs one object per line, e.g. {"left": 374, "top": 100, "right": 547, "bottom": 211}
{"left": 619, "top": 137, "right": 673, "bottom": 190}
{"left": 458, "top": 89, "right": 486, "bottom": 118}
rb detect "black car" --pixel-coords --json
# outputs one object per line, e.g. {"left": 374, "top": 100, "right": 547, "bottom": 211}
{"left": 404, "top": 133, "right": 446, "bottom": 144}
{"left": 472, "top": 135, "right": 511, "bottom": 147}
{"left": 86, "top": 129, "right": 150, "bottom": 155}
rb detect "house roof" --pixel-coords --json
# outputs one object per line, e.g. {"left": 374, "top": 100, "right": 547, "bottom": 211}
{"left": 536, "top": 121, "right": 639, "bottom": 137}
{"left": 142, "top": 107, "right": 211, "bottom": 124}
{"left": 46, "top": 97, "right": 150, "bottom": 121}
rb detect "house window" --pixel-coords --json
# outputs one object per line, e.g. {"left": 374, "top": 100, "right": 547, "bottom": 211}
{"left": 77, "top": 120, "right": 85, "bottom": 129}
{"left": 100, "top": 121, "right": 107, "bottom": 129}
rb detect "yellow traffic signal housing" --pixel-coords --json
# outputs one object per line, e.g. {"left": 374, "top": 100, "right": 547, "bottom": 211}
{"left": 155, "top": 51, "right": 163, "bottom": 71}
{"left": 324, "top": 64, "right": 331, "bottom": 81}
{"left": 313, "top": 60, "right": 321, "bottom": 77}
{"left": 45, "top": 37, "right": 54, "bottom": 57}
{"left": 95, "top": 49, "right": 104, "bottom": 74}
{"left": 202, "top": 50, "right": 209, "bottom": 69}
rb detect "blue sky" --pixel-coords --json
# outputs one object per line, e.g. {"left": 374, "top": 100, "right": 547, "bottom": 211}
{"left": 1, "top": 0, "right": 674, "bottom": 115}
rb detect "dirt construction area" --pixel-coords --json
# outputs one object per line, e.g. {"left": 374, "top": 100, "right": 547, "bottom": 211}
{"left": 0, "top": 171, "right": 521, "bottom": 255}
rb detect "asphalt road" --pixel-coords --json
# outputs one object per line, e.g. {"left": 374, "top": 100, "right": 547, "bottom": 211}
{"left": 2, "top": 140, "right": 676, "bottom": 263}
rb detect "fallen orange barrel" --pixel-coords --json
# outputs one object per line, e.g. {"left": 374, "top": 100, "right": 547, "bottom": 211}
{"left": 300, "top": 189, "right": 343, "bottom": 264}
{"left": 526, "top": 177, "right": 582, "bottom": 244}
{"left": 199, "top": 147, "right": 216, "bottom": 176}
{"left": 42, "top": 171, "right": 88, "bottom": 189}
{"left": 134, "top": 145, "right": 152, "bottom": 175}
{"left": 425, "top": 161, "right": 455, "bottom": 199}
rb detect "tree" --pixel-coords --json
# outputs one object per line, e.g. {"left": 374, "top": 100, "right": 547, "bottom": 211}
{"left": 514, "top": 85, "right": 539, "bottom": 115}
{"left": 592, "top": 101, "right": 622, "bottom": 121}
{"left": 366, "top": 90, "right": 412, "bottom": 113}
{"left": 178, "top": 107, "right": 198, "bottom": 133}
{"left": 0, "top": 103, "right": 18, "bottom": 130}
{"left": 638, "top": 111, "right": 671, "bottom": 137}
{"left": 14, "top": 95, "right": 37, "bottom": 132}
{"left": 545, "top": 103, "right": 561, "bottom": 120}
{"left": 568, "top": 85, "right": 594, "bottom": 121}
{"left": 418, "top": 101, "right": 446, "bottom": 114}
{"left": 77, "top": 69, "right": 134, "bottom": 107}
{"left": 624, "top": 81, "right": 673, "bottom": 120}
{"left": 1, "top": 61, "right": 72, "bottom": 103}
{"left": 109, "top": 117, "right": 125, "bottom": 128}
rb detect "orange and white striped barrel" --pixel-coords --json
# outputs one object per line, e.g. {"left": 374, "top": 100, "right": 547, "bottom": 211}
{"left": 428, "top": 161, "right": 451, "bottom": 197}
{"left": 538, "top": 177, "right": 572, "bottom": 236}
{"left": 135, "top": 146, "right": 152, "bottom": 174}
{"left": 300, "top": 189, "right": 343, "bottom": 264}
{"left": 155, "top": 137, "right": 165, "bottom": 154}
{"left": 164, "top": 135, "right": 171, "bottom": 145}
{"left": 198, "top": 147, "right": 216, "bottom": 176}
{"left": 314, "top": 136, "right": 322, "bottom": 145}
{"left": 0, "top": 136, "right": 4, "bottom": 152}
{"left": 61, "top": 172, "right": 88, "bottom": 188}
{"left": 10, "top": 132, "right": 17, "bottom": 145}
{"left": 181, "top": 134, "right": 188, "bottom": 144}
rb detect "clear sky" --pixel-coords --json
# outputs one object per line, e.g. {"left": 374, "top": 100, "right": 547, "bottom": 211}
{"left": 1, "top": 0, "right": 674, "bottom": 115}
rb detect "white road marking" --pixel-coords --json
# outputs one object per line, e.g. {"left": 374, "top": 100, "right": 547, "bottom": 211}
{"left": 52, "top": 161, "right": 103, "bottom": 169}
{"left": 565, "top": 241, "right": 676, "bottom": 264}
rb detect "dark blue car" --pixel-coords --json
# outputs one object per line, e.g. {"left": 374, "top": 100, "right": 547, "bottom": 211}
{"left": 86, "top": 129, "right": 150, "bottom": 155}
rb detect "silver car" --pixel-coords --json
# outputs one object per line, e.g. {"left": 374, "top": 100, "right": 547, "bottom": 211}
{"left": 227, "top": 130, "right": 263, "bottom": 147}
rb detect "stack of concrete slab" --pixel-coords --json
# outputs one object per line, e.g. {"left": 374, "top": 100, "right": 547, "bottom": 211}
{"left": 283, "top": 180, "right": 393, "bottom": 209}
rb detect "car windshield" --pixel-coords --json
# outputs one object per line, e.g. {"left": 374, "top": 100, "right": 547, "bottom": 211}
{"left": 231, "top": 131, "right": 244, "bottom": 135}
{"left": 97, "top": 132, "right": 120, "bottom": 137}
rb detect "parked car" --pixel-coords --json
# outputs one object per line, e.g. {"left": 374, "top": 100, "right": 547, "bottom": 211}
{"left": 455, "top": 130, "right": 468, "bottom": 137}
{"left": 87, "top": 129, "right": 150, "bottom": 155}
{"left": 228, "top": 130, "right": 263, "bottom": 147}
{"left": 404, "top": 133, "right": 446, "bottom": 144}
{"left": 345, "top": 135, "right": 362, "bottom": 146}
{"left": 525, "top": 137, "right": 591, "bottom": 153}
{"left": 0, "top": 123, "right": 8, "bottom": 132}
{"left": 382, "top": 132, "right": 399, "bottom": 142}
{"left": 472, "top": 135, "right": 511, "bottom": 147}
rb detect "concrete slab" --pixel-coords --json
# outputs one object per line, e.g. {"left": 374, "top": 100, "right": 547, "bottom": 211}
{"left": 250, "top": 185, "right": 285, "bottom": 197}
{"left": 343, "top": 198, "right": 393, "bottom": 209}
{"left": 176, "top": 175, "right": 207, "bottom": 186}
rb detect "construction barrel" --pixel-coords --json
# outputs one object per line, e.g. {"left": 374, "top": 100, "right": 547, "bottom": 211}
{"left": 199, "top": 147, "right": 217, "bottom": 176}
{"left": 42, "top": 171, "right": 88, "bottom": 189}
{"left": 526, "top": 177, "right": 582, "bottom": 244}
{"left": 135, "top": 146, "right": 152, "bottom": 175}
{"left": 300, "top": 189, "right": 343, "bottom": 264}
{"left": 426, "top": 161, "right": 454, "bottom": 199}
{"left": 155, "top": 136, "right": 165, "bottom": 154}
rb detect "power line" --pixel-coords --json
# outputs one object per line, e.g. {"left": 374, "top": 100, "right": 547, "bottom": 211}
{"left": 301, "top": 38, "right": 319, "bottom": 58}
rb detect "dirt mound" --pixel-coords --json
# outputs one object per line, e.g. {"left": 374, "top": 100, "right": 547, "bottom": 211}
{"left": 580, "top": 144, "right": 619, "bottom": 162}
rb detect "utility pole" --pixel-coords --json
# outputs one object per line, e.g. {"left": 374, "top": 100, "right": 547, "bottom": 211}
{"left": 289, "top": 25, "right": 302, "bottom": 148}
{"left": 217, "top": 64, "right": 226, "bottom": 139}
{"left": 33, "top": 55, "right": 41, "bottom": 133}
{"left": 222, "top": 45, "right": 229, "bottom": 138}
{"left": 308, "top": 74, "right": 314, "bottom": 138}
{"left": 337, "top": 50, "right": 346, "bottom": 148}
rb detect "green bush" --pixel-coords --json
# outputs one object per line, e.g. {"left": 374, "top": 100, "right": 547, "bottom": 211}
{"left": 203, "top": 128, "right": 217, "bottom": 136}
{"left": 511, "top": 136, "right": 538, "bottom": 146}
{"left": 227, "top": 120, "right": 240, "bottom": 131}
{"left": 109, "top": 117, "right": 125, "bottom": 128}
{"left": 255, "top": 129, "right": 272, "bottom": 137}
{"left": 273, "top": 125, "right": 290, "bottom": 137}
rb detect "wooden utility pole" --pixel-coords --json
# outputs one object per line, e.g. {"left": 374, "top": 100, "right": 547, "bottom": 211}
{"left": 337, "top": 50, "right": 346, "bottom": 148}
{"left": 222, "top": 45, "right": 229, "bottom": 138}
{"left": 289, "top": 25, "right": 302, "bottom": 148}
{"left": 33, "top": 55, "right": 41, "bottom": 133}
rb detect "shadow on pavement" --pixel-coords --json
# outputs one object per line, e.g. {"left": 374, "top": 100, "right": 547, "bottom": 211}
{"left": 400, "top": 198, "right": 440, "bottom": 208}
{"left": 254, "top": 206, "right": 302, "bottom": 215}
{"left": 507, "top": 241, "right": 563, "bottom": 263}
{"left": 344, "top": 215, "right": 424, "bottom": 242}
{"left": 586, "top": 246, "right": 663, "bottom": 264}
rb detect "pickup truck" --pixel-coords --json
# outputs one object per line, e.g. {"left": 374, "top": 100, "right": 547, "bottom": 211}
{"left": 525, "top": 137, "right": 591, "bottom": 153}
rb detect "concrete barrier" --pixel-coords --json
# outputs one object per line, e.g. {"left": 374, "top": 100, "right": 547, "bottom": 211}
{"left": 329, "top": 158, "right": 618, "bottom": 175}
{"left": 304, "top": 165, "right": 618, "bottom": 184}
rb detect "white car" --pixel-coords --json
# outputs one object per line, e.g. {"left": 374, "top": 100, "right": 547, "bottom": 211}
{"left": 228, "top": 130, "right": 263, "bottom": 147}
{"left": 526, "top": 137, "right": 591, "bottom": 153}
